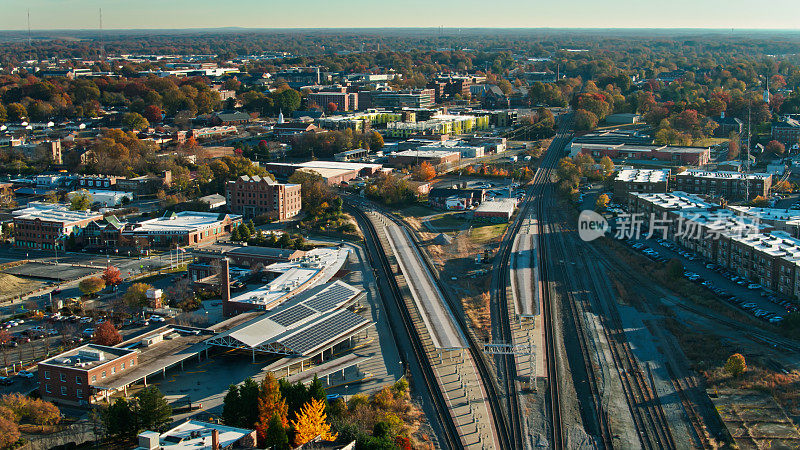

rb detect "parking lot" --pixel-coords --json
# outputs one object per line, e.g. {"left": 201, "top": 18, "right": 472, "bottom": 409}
{"left": 624, "top": 238, "right": 793, "bottom": 325}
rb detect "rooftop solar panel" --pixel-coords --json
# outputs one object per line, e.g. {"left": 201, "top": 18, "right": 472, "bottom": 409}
{"left": 279, "top": 310, "right": 368, "bottom": 355}
{"left": 304, "top": 283, "right": 358, "bottom": 312}
{"left": 269, "top": 304, "right": 316, "bottom": 327}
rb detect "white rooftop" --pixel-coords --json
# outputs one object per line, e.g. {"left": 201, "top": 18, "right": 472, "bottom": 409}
{"left": 228, "top": 247, "right": 350, "bottom": 308}
{"left": 391, "top": 149, "right": 461, "bottom": 158}
{"left": 615, "top": 167, "right": 670, "bottom": 183}
{"left": 629, "top": 191, "right": 715, "bottom": 210}
{"left": 13, "top": 204, "right": 102, "bottom": 224}
{"left": 679, "top": 169, "right": 771, "bottom": 180}
{"left": 475, "top": 198, "right": 517, "bottom": 214}
{"left": 125, "top": 211, "right": 241, "bottom": 235}
{"left": 156, "top": 420, "right": 253, "bottom": 450}
{"left": 728, "top": 206, "right": 800, "bottom": 225}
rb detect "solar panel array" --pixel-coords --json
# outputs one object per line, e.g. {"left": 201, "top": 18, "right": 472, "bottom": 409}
{"left": 305, "top": 283, "right": 357, "bottom": 312}
{"left": 279, "top": 310, "right": 368, "bottom": 355}
{"left": 269, "top": 304, "right": 315, "bottom": 327}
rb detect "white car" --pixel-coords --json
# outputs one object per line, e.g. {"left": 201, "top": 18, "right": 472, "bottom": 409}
{"left": 149, "top": 316, "right": 166, "bottom": 323}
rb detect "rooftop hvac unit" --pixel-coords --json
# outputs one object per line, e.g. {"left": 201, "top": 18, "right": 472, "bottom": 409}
{"left": 77, "top": 349, "right": 105, "bottom": 361}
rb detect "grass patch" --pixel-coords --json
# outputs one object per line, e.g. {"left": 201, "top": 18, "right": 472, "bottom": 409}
{"left": 469, "top": 223, "right": 508, "bottom": 246}
{"left": 692, "top": 137, "right": 728, "bottom": 147}
{"left": 399, "top": 204, "right": 438, "bottom": 218}
{"left": 428, "top": 215, "right": 468, "bottom": 231}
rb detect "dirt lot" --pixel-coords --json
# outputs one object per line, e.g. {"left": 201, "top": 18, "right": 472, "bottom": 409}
{"left": 711, "top": 389, "right": 800, "bottom": 449}
{"left": 402, "top": 207, "right": 509, "bottom": 341}
{"left": 0, "top": 273, "right": 46, "bottom": 301}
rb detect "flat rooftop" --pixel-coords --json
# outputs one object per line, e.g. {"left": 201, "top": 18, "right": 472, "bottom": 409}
{"left": 13, "top": 205, "right": 102, "bottom": 224}
{"left": 630, "top": 191, "right": 716, "bottom": 210}
{"left": 155, "top": 420, "right": 253, "bottom": 450}
{"left": 391, "top": 149, "right": 461, "bottom": 158}
{"left": 228, "top": 247, "right": 350, "bottom": 308}
{"left": 39, "top": 344, "right": 136, "bottom": 371}
{"left": 728, "top": 206, "right": 800, "bottom": 224}
{"left": 679, "top": 170, "right": 772, "bottom": 180}
{"left": 125, "top": 211, "right": 241, "bottom": 234}
{"left": 474, "top": 198, "right": 517, "bottom": 214}
{"left": 615, "top": 168, "right": 670, "bottom": 183}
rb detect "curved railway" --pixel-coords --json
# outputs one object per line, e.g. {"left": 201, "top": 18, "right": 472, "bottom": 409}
{"left": 347, "top": 204, "right": 463, "bottom": 450}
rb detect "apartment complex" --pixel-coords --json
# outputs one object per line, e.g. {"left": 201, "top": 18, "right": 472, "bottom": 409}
{"left": 38, "top": 344, "right": 139, "bottom": 406}
{"left": 385, "top": 114, "right": 490, "bottom": 138}
{"left": 359, "top": 89, "right": 436, "bottom": 109}
{"left": 13, "top": 205, "right": 103, "bottom": 250}
{"left": 673, "top": 169, "right": 772, "bottom": 200}
{"left": 225, "top": 175, "right": 302, "bottom": 221}
{"left": 627, "top": 192, "right": 800, "bottom": 299}
{"left": 613, "top": 168, "right": 670, "bottom": 198}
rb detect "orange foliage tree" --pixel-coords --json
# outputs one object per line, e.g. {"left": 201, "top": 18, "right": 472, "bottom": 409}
{"left": 102, "top": 266, "right": 123, "bottom": 287}
{"left": 255, "top": 373, "right": 288, "bottom": 444}
{"left": 93, "top": 320, "right": 122, "bottom": 346}
{"left": 412, "top": 162, "right": 436, "bottom": 181}
{"left": 290, "top": 397, "right": 337, "bottom": 446}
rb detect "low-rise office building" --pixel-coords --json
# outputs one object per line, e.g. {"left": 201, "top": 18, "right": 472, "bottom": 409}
{"left": 387, "top": 149, "right": 461, "bottom": 167}
{"left": 122, "top": 211, "right": 242, "bottom": 249}
{"left": 38, "top": 344, "right": 139, "bottom": 406}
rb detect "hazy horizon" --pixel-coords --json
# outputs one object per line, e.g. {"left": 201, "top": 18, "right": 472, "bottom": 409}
{"left": 2, "top": 0, "right": 800, "bottom": 31}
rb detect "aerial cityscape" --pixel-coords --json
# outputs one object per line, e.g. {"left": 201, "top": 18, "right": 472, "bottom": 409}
{"left": 0, "top": 4, "right": 800, "bottom": 450}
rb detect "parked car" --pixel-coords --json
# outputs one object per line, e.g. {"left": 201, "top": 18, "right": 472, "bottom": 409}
{"left": 0, "top": 377, "right": 13, "bottom": 386}
{"left": 17, "top": 370, "right": 34, "bottom": 379}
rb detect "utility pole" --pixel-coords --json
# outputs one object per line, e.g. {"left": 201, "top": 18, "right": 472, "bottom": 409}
{"left": 98, "top": 8, "right": 106, "bottom": 62}
{"left": 27, "top": 9, "right": 32, "bottom": 62}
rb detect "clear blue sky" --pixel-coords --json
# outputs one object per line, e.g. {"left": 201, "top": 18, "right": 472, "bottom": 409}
{"left": 2, "top": 0, "right": 799, "bottom": 30}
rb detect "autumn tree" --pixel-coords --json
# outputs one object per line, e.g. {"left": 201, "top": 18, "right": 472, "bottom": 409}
{"left": 70, "top": 190, "right": 93, "bottom": 211}
{"left": 599, "top": 156, "right": 615, "bottom": 176}
{"left": 123, "top": 283, "right": 153, "bottom": 309}
{"left": 326, "top": 102, "right": 338, "bottom": 113}
{"left": 290, "top": 398, "right": 337, "bottom": 446}
{"left": 102, "top": 266, "right": 123, "bottom": 288}
{"left": 0, "top": 414, "right": 20, "bottom": 449}
{"left": 725, "top": 353, "right": 747, "bottom": 377}
{"left": 25, "top": 399, "right": 61, "bottom": 431}
{"left": 765, "top": 140, "right": 786, "bottom": 156}
{"left": 412, "top": 161, "right": 436, "bottom": 181}
{"left": 93, "top": 320, "right": 122, "bottom": 346}
{"left": 79, "top": 277, "right": 105, "bottom": 297}
{"left": 256, "top": 373, "right": 288, "bottom": 445}
{"left": 369, "top": 131, "right": 385, "bottom": 149}
{"left": 595, "top": 194, "right": 610, "bottom": 210}
{"left": 574, "top": 109, "right": 599, "bottom": 131}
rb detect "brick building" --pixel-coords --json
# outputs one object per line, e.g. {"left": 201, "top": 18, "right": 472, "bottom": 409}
{"left": 225, "top": 175, "right": 302, "bottom": 221}
{"left": 674, "top": 169, "right": 772, "bottom": 200}
{"left": 613, "top": 168, "right": 670, "bottom": 198}
{"left": 13, "top": 206, "right": 102, "bottom": 250}
{"left": 771, "top": 117, "right": 800, "bottom": 147}
{"left": 38, "top": 344, "right": 139, "bottom": 406}
{"left": 307, "top": 90, "right": 358, "bottom": 112}
{"left": 121, "top": 211, "right": 242, "bottom": 250}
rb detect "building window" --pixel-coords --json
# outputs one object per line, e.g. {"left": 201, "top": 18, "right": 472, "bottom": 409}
{"left": 91, "top": 375, "right": 96, "bottom": 382}
{"left": 130, "top": 359, "right": 135, "bottom": 366}
{"left": 44, "top": 370, "right": 50, "bottom": 380}
{"left": 102, "top": 371, "right": 106, "bottom": 379}
{"left": 121, "top": 362, "right": 125, "bottom": 370}
{"left": 76, "top": 376, "right": 81, "bottom": 384}
{"left": 112, "top": 367, "right": 116, "bottom": 374}
{"left": 77, "top": 389, "right": 83, "bottom": 399}
{"left": 45, "top": 384, "right": 51, "bottom": 393}
{"left": 60, "top": 373, "right": 66, "bottom": 382}
{"left": 60, "top": 386, "right": 67, "bottom": 396}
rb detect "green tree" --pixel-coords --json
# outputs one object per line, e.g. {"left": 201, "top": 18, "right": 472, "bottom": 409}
{"left": 222, "top": 385, "right": 242, "bottom": 426}
{"left": 6, "top": 103, "right": 27, "bottom": 122}
{"left": 263, "top": 414, "right": 289, "bottom": 450}
{"left": 123, "top": 283, "right": 153, "bottom": 309}
{"left": 70, "top": 189, "right": 93, "bottom": 211}
{"left": 103, "top": 398, "right": 135, "bottom": 439}
{"left": 238, "top": 378, "right": 260, "bottom": 428}
{"left": 666, "top": 258, "right": 684, "bottom": 280}
{"left": 230, "top": 226, "right": 241, "bottom": 242}
{"left": 135, "top": 386, "right": 172, "bottom": 431}
{"left": 121, "top": 112, "right": 150, "bottom": 131}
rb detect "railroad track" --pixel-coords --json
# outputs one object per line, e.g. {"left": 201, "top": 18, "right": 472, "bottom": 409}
{"left": 347, "top": 204, "right": 463, "bottom": 450}
{"left": 547, "top": 206, "right": 677, "bottom": 450}
{"left": 376, "top": 208, "right": 513, "bottom": 450}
